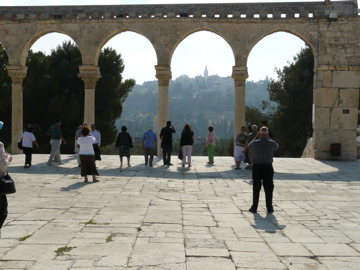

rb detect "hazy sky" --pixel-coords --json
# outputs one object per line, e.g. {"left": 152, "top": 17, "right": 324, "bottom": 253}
{"left": 2, "top": 0, "right": 359, "bottom": 83}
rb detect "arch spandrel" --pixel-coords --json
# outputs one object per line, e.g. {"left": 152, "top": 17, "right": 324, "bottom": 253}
{"left": 2, "top": 26, "right": 84, "bottom": 66}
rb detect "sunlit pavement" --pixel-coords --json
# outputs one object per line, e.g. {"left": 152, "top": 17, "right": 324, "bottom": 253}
{"left": 1, "top": 154, "right": 360, "bottom": 270}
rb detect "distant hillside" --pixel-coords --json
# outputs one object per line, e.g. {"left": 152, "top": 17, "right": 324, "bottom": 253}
{"left": 116, "top": 75, "right": 271, "bottom": 139}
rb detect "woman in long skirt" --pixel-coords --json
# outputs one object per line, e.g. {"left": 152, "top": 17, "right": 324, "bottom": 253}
{"left": 77, "top": 126, "right": 99, "bottom": 183}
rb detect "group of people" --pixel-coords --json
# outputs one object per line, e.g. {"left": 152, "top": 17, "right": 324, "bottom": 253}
{"left": 18, "top": 121, "right": 102, "bottom": 183}
{"left": 1, "top": 118, "right": 279, "bottom": 238}
{"left": 234, "top": 121, "right": 279, "bottom": 214}
{"left": 158, "top": 121, "right": 217, "bottom": 167}
{"left": 117, "top": 121, "right": 217, "bottom": 169}
{"left": 234, "top": 121, "right": 273, "bottom": 170}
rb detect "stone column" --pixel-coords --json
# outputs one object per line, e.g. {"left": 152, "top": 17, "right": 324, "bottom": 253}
{"left": 232, "top": 66, "right": 248, "bottom": 140}
{"left": 7, "top": 66, "right": 27, "bottom": 154}
{"left": 313, "top": 65, "right": 360, "bottom": 160}
{"left": 78, "top": 65, "right": 101, "bottom": 125}
{"left": 155, "top": 65, "right": 172, "bottom": 156}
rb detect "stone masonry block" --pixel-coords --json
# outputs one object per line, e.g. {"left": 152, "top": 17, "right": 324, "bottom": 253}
{"left": 332, "top": 70, "right": 360, "bottom": 88}
{"left": 315, "top": 88, "right": 338, "bottom": 107}
{"left": 314, "top": 107, "right": 330, "bottom": 130}
{"left": 313, "top": 128, "right": 337, "bottom": 153}
{"left": 339, "top": 88, "right": 359, "bottom": 108}
{"left": 330, "top": 107, "right": 358, "bottom": 130}
{"left": 322, "top": 71, "right": 333, "bottom": 88}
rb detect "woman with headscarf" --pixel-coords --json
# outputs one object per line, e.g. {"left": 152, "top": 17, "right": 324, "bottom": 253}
{"left": 115, "top": 126, "right": 133, "bottom": 168}
{"left": 0, "top": 121, "right": 12, "bottom": 237}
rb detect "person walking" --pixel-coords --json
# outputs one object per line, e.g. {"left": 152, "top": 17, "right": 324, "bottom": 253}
{"left": 115, "top": 126, "right": 133, "bottom": 168}
{"left": 47, "top": 120, "right": 66, "bottom": 166}
{"left": 0, "top": 121, "right": 12, "bottom": 237}
{"left": 21, "top": 126, "right": 39, "bottom": 168}
{"left": 159, "top": 121, "right": 176, "bottom": 166}
{"left": 234, "top": 126, "right": 247, "bottom": 170}
{"left": 206, "top": 125, "right": 216, "bottom": 164}
{"left": 142, "top": 126, "right": 157, "bottom": 167}
{"left": 248, "top": 126, "right": 279, "bottom": 214}
{"left": 180, "top": 124, "right": 194, "bottom": 167}
{"left": 90, "top": 124, "right": 101, "bottom": 162}
{"left": 77, "top": 126, "right": 99, "bottom": 183}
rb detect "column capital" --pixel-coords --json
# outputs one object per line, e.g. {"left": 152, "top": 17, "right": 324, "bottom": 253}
{"left": 232, "top": 66, "right": 248, "bottom": 85}
{"left": 78, "top": 65, "right": 101, "bottom": 89}
{"left": 7, "top": 65, "right": 28, "bottom": 84}
{"left": 155, "top": 65, "right": 172, "bottom": 86}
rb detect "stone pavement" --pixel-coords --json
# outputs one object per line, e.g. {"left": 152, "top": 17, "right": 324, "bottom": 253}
{"left": 1, "top": 154, "right": 360, "bottom": 270}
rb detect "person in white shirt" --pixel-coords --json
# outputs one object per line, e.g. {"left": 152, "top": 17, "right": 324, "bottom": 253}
{"left": 77, "top": 126, "right": 99, "bottom": 183}
{"left": 90, "top": 124, "right": 101, "bottom": 161}
{"left": 21, "top": 126, "right": 39, "bottom": 168}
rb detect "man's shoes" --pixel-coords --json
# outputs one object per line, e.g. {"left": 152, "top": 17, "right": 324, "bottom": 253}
{"left": 234, "top": 167, "right": 241, "bottom": 170}
{"left": 245, "top": 165, "right": 252, "bottom": 170}
{"left": 167, "top": 163, "right": 173, "bottom": 166}
{"left": 145, "top": 163, "right": 147, "bottom": 166}
{"left": 267, "top": 209, "right": 274, "bottom": 214}
{"left": 249, "top": 208, "right": 257, "bottom": 213}
{"left": 58, "top": 161, "right": 65, "bottom": 165}
{"left": 24, "top": 165, "right": 29, "bottom": 168}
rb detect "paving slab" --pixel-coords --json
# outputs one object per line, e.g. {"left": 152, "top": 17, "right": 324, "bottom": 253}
{"left": 0, "top": 155, "right": 359, "bottom": 269}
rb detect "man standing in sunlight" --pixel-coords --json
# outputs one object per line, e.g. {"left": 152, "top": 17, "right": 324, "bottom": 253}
{"left": 248, "top": 126, "right": 279, "bottom": 214}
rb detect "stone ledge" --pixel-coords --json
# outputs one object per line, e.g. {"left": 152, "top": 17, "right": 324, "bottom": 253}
{"left": 0, "top": 1, "right": 357, "bottom": 21}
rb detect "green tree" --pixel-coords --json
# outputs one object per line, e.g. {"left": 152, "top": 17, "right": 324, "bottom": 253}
{"left": 0, "top": 44, "right": 11, "bottom": 147}
{"left": 22, "top": 42, "right": 134, "bottom": 153}
{"left": 266, "top": 46, "right": 314, "bottom": 157}
{"left": 23, "top": 43, "right": 84, "bottom": 153}
{"left": 245, "top": 106, "right": 264, "bottom": 128}
{"left": 96, "top": 47, "right": 135, "bottom": 146}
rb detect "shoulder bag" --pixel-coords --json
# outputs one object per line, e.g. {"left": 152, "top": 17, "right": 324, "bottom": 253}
{"left": 0, "top": 177, "right": 16, "bottom": 195}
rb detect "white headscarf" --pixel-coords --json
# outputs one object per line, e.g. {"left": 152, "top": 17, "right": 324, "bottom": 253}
{"left": 0, "top": 142, "right": 9, "bottom": 177}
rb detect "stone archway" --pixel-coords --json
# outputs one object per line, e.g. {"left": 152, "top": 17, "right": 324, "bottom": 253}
{"left": 0, "top": 1, "right": 359, "bottom": 159}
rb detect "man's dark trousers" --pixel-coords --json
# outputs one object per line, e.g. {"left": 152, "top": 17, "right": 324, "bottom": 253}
{"left": 251, "top": 164, "right": 274, "bottom": 211}
{"left": 162, "top": 143, "right": 172, "bottom": 165}
{"left": 23, "top": 147, "right": 33, "bottom": 165}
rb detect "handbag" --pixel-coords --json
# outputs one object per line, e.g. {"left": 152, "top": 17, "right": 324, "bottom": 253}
{"left": 17, "top": 138, "right": 23, "bottom": 150}
{"left": 178, "top": 149, "right": 183, "bottom": 160}
{"left": 0, "top": 177, "right": 16, "bottom": 195}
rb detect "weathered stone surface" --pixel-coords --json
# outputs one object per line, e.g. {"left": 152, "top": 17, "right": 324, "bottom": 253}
{"left": 0, "top": 154, "right": 359, "bottom": 269}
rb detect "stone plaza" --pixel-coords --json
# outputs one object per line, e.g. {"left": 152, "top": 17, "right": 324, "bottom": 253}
{"left": 0, "top": 154, "right": 359, "bottom": 269}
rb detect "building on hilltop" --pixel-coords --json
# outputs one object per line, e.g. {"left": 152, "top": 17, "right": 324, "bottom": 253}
{"left": 204, "top": 65, "right": 208, "bottom": 81}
